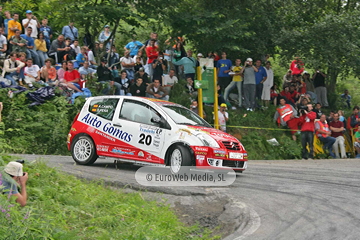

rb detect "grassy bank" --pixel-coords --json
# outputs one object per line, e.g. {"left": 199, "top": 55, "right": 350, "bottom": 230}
{"left": 0, "top": 155, "right": 215, "bottom": 239}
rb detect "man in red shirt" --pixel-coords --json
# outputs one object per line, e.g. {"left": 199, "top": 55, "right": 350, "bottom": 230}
{"left": 62, "top": 61, "right": 82, "bottom": 92}
{"left": 329, "top": 113, "right": 346, "bottom": 158}
{"left": 299, "top": 103, "right": 316, "bottom": 160}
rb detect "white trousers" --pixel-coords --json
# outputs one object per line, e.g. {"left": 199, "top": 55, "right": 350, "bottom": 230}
{"left": 333, "top": 136, "right": 346, "bottom": 158}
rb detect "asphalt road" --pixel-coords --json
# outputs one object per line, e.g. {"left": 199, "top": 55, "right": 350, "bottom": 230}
{"left": 15, "top": 155, "right": 360, "bottom": 240}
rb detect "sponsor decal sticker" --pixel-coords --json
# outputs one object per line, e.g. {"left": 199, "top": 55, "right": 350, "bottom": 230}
{"left": 195, "top": 151, "right": 207, "bottom": 155}
{"left": 97, "top": 145, "right": 109, "bottom": 152}
{"left": 111, "top": 148, "right": 135, "bottom": 155}
{"left": 194, "top": 147, "right": 208, "bottom": 151}
{"left": 214, "top": 150, "right": 226, "bottom": 154}
{"left": 138, "top": 151, "right": 144, "bottom": 157}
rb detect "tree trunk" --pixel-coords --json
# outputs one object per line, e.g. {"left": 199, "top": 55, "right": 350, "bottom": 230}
{"left": 327, "top": 67, "right": 339, "bottom": 94}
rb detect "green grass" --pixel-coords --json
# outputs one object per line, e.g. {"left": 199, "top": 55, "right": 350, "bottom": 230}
{"left": 0, "top": 156, "right": 217, "bottom": 240}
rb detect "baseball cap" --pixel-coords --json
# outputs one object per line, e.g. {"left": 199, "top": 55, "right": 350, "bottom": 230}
{"left": 139, "top": 67, "right": 144, "bottom": 72}
{"left": 197, "top": 53, "right": 203, "bottom": 57}
{"left": 26, "top": 10, "right": 32, "bottom": 14}
{"left": 246, "top": 58, "right": 253, "bottom": 62}
{"left": 4, "top": 162, "right": 23, "bottom": 177}
{"left": 303, "top": 71, "right": 310, "bottom": 75}
{"left": 220, "top": 103, "right": 227, "bottom": 108}
{"left": 104, "top": 25, "right": 110, "bottom": 28}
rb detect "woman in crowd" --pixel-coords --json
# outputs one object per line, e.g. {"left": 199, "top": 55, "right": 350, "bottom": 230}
{"left": 98, "top": 25, "right": 112, "bottom": 50}
{"left": 35, "top": 32, "right": 48, "bottom": 68}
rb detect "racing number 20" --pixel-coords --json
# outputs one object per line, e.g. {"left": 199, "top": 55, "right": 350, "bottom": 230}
{"left": 138, "top": 133, "right": 152, "bottom": 145}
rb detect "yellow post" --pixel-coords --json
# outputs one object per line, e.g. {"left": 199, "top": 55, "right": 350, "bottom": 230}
{"left": 213, "top": 68, "right": 219, "bottom": 129}
{"left": 197, "top": 66, "right": 203, "bottom": 118}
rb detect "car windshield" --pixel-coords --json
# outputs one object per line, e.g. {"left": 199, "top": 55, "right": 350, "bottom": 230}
{"left": 161, "top": 105, "right": 212, "bottom": 128}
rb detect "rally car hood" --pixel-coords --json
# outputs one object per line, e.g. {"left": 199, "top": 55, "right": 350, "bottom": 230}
{"left": 181, "top": 125, "right": 239, "bottom": 142}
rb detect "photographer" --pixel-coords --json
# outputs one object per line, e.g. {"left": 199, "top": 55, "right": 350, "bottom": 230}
{"left": 312, "top": 68, "right": 328, "bottom": 107}
{"left": 274, "top": 97, "right": 299, "bottom": 141}
{"left": 299, "top": 103, "right": 317, "bottom": 160}
{"left": 241, "top": 58, "right": 258, "bottom": 111}
{"left": 22, "top": 10, "right": 40, "bottom": 38}
{"left": 152, "top": 52, "right": 167, "bottom": 82}
{"left": 215, "top": 103, "right": 229, "bottom": 132}
{"left": 1, "top": 161, "right": 28, "bottom": 207}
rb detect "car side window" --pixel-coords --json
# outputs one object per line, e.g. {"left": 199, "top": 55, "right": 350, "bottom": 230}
{"left": 119, "top": 100, "right": 161, "bottom": 126}
{"left": 88, "top": 98, "right": 119, "bottom": 120}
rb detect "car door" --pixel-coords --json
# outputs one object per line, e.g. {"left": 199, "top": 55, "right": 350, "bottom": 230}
{"left": 115, "top": 99, "right": 169, "bottom": 164}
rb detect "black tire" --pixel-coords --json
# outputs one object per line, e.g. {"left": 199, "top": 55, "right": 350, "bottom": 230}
{"left": 71, "top": 135, "right": 98, "bottom": 165}
{"left": 169, "top": 144, "right": 192, "bottom": 174}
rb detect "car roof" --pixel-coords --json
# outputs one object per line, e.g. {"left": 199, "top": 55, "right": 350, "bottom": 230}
{"left": 86, "top": 96, "right": 182, "bottom": 108}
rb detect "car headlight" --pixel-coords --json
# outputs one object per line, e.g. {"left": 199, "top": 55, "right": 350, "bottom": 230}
{"left": 196, "top": 134, "right": 220, "bottom": 148}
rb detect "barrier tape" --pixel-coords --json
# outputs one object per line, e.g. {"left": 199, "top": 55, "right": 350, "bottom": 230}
{"left": 226, "top": 125, "right": 295, "bottom": 131}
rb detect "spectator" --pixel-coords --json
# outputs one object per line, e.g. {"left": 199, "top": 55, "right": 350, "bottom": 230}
{"left": 120, "top": 50, "right": 135, "bottom": 82}
{"left": 61, "top": 61, "right": 82, "bottom": 92}
{"left": 216, "top": 103, "right": 229, "bottom": 132}
{"left": 274, "top": 97, "right": 299, "bottom": 141}
{"left": 48, "top": 35, "right": 69, "bottom": 64}
{"left": 354, "top": 125, "right": 360, "bottom": 158}
{"left": 62, "top": 21, "right": 78, "bottom": 41}
{"left": 70, "top": 39, "right": 81, "bottom": 55}
{"left": 24, "top": 58, "right": 40, "bottom": 88}
{"left": 262, "top": 61, "right": 273, "bottom": 108}
{"left": 299, "top": 103, "right": 316, "bottom": 160}
{"left": 130, "top": 77, "right": 146, "bottom": 97}
{"left": 7, "top": 13, "right": 22, "bottom": 41}
{"left": 146, "top": 79, "right": 169, "bottom": 101}
{"left": 296, "top": 94, "right": 311, "bottom": 112}
{"left": 2, "top": 52, "right": 25, "bottom": 85}
{"left": 163, "top": 69, "right": 178, "bottom": 92}
{"left": 313, "top": 102, "right": 323, "bottom": 119}
{"left": 340, "top": 89, "right": 351, "bottom": 109}
{"left": 152, "top": 52, "right": 167, "bottom": 82}
{"left": 104, "top": 45, "right": 120, "bottom": 69}
{"left": 270, "top": 85, "right": 279, "bottom": 106}
{"left": 22, "top": 10, "right": 39, "bottom": 38}
{"left": 172, "top": 41, "right": 186, "bottom": 77}
{"left": 329, "top": 113, "right": 346, "bottom": 159}
{"left": 289, "top": 57, "right": 304, "bottom": 76}
{"left": 184, "top": 77, "right": 197, "bottom": 99}
{"left": 39, "top": 18, "right": 52, "bottom": 50}
{"left": 163, "top": 39, "right": 174, "bottom": 71}
{"left": 20, "top": 27, "right": 40, "bottom": 66}
{"left": 241, "top": 58, "right": 258, "bottom": 111}
{"left": 134, "top": 67, "right": 150, "bottom": 85}
{"left": 133, "top": 50, "right": 144, "bottom": 66}
{"left": 75, "top": 46, "right": 88, "bottom": 67}
{"left": 216, "top": 52, "right": 232, "bottom": 94}
{"left": 0, "top": 161, "right": 28, "bottom": 207}
{"left": 283, "top": 70, "right": 292, "bottom": 87}
{"left": 9, "top": 29, "right": 27, "bottom": 53}
{"left": 350, "top": 106, "right": 360, "bottom": 132}
{"left": 64, "top": 37, "right": 76, "bottom": 61}
{"left": 190, "top": 100, "right": 206, "bottom": 118}
{"left": 145, "top": 39, "right": 158, "bottom": 78}
{"left": 224, "top": 58, "right": 242, "bottom": 109}
{"left": 254, "top": 59, "right": 267, "bottom": 108}
{"left": 40, "top": 58, "right": 57, "bottom": 85}
{"left": 86, "top": 46, "right": 97, "bottom": 69}
{"left": 4, "top": 11, "right": 12, "bottom": 36}
{"left": 302, "top": 71, "right": 317, "bottom": 103}
{"left": 312, "top": 68, "right": 328, "bottom": 107}
{"left": 35, "top": 32, "right": 48, "bottom": 67}
{"left": 97, "top": 58, "right": 121, "bottom": 95}
{"left": 279, "top": 86, "right": 293, "bottom": 105}
{"left": 315, "top": 114, "right": 336, "bottom": 158}
{"left": 338, "top": 110, "right": 346, "bottom": 123}
{"left": 79, "top": 61, "right": 96, "bottom": 79}
{"left": 124, "top": 35, "right": 143, "bottom": 57}
{"left": 134, "top": 56, "right": 143, "bottom": 73}
{"left": 116, "top": 70, "right": 131, "bottom": 96}
{"left": 289, "top": 85, "right": 300, "bottom": 103}
{"left": 0, "top": 27, "right": 8, "bottom": 57}
{"left": 172, "top": 49, "right": 196, "bottom": 80}
{"left": 98, "top": 25, "right": 112, "bottom": 50}
{"left": 57, "top": 60, "right": 67, "bottom": 82}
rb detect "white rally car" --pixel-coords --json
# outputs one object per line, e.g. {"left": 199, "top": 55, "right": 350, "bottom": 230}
{"left": 67, "top": 96, "right": 248, "bottom": 173}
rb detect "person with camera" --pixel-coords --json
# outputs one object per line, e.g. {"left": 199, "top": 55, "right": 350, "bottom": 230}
{"left": 241, "top": 58, "right": 258, "bottom": 111}
{"left": 274, "top": 97, "right": 299, "bottom": 141}
{"left": 0, "top": 161, "right": 28, "bottom": 207}
{"left": 312, "top": 68, "right": 328, "bottom": 107}
{"left": 299, "top": 103, "right": 317, "bottom": 160}
{"left": 215, "top": 103, "right": 229, "bottom": 132}
{"left": 315, "top": 114, "right": 336, "bottom": 158}
{"left": 22, "top": 10, "right": 40, "bottom": 39}
{"left": 152, "top": 52, "right": 167, "bottom": 82}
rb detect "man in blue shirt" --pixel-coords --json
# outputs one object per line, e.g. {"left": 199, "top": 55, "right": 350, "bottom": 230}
{"left": 255, "top": 59, "right": 267, "bottom": 108}
{"left": 20, "top": 27, "right": 40, "bottom": 66}
{"left": 61, "top": 21, "right": 78, "bottom": 41}
{"left": 124, "top": 36, "right": 144, "bottom": 57}
{"left": 216, "top": 52, "right": 232, "bottom": 94}
{"left": 39, "top": 18, "right": 53, "bottom": 50}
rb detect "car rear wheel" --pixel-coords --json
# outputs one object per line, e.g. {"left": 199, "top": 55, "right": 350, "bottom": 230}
{"left": 169, "top": 145, "right": 192, "bottom": 174}
{"left": 71, "top": 135, "right": 98, "bottom": 165}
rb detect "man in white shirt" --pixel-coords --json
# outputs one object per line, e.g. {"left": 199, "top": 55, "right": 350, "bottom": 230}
{"left": 120, "top": 50, "right": 135, "bottom": 81}
{"left": 87, "top": 48, "right": 97, "bottom": 69}
{"left": 70, "top": 39, "right": 81, "bottom": 55}
{"left": 0, "top": 27, "right": 7, "bottom": 57}
{"left": 262, "top": 61, "right": 274, "bottom": 108}
{"left": 216, "top": 103, "right": 229, "bottom": 132}
{"left": 22, "top": 10, "right": 40, "bottom": 39}
{"left": 163, "top": 69, "right": 178, "bottom": 93}
{"left": 24, "top": 58, "right": 40, "bottom": 88}
{"left": 2, "top": 52, "right": 25, "bottom": 86}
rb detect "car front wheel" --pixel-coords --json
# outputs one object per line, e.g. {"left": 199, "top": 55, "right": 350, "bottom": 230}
{"left": 71, "top": 135, "right": 98, "bottom": 165}
{"left": 169, "top": 145, "right": 192, "bottom": 174}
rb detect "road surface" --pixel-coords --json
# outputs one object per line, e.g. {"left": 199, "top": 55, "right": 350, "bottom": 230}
{"left": 15, "top": 155, "right": 360, "bottom": 240}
